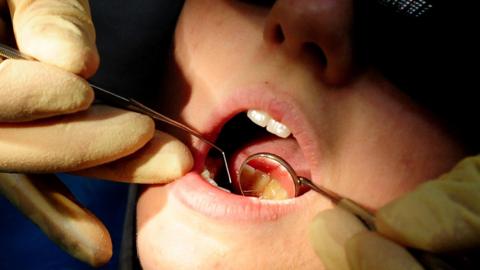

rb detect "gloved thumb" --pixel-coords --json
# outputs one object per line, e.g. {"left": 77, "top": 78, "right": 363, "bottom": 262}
{"left": 309, "top": 206, "right": 422, "bottom": 270}
{"left": 375, "top": 156, "right": 480, "bottom": 252}
{"left": 309, "top": 207, "right": 367, "bottom": 270}
{"left": 7, "top": 0, "right": 99, "bottom": 77}
{"left": 345, "top": 231, "right": 422, "bottom": 270}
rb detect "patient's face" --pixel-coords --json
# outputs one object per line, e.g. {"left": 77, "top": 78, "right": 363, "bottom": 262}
{"left": 136, "top": 1, "right": 464, "bottom": 269}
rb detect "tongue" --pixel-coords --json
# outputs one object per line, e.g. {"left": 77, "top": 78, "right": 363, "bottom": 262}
{"left": 230, "top": 136, "right": 310, "bottom": 179}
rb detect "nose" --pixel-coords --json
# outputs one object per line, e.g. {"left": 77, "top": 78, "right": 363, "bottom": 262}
{"left": 264, "top": 0, "right": 355, "bottom": 85}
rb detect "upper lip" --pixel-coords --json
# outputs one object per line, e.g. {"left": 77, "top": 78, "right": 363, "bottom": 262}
{"left": 187, "top": 83, "right": 320, "bottom": 186}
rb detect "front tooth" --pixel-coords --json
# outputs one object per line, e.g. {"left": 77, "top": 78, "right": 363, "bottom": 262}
{"left": 247, "top": 109, "right": 292, "bottom": 138}
{"left": 247, "top": 110, "right": 271, "bottom": 127}
{"left": 266, "top": 119, "right": 291, "bottom": 138}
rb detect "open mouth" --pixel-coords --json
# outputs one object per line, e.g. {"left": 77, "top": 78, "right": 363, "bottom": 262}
{"left": 164, "top": 87, "right": 323, "bottom": 221}
{"left": 200, "top": 109, "right": 312, "bottom": 199}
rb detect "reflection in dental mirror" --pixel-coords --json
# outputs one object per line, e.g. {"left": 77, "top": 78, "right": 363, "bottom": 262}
{"left": 236, "top": 153, "right": 376, "bottom": 230}
{"left": 237, "top": 152, "right": 350, "bottom": 202}
{"left": 237, "top": 153, "right": 300, "bottom": 200}
{"left": 237, "top": 153, "right": 377, "bottom": 228}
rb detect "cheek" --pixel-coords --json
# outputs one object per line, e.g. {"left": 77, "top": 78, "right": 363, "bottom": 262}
{"left": 175, "top": 1, "right": 265, "bottom": 89}
{"left": 324, "top": 77, "right": 464, "bottom": 209}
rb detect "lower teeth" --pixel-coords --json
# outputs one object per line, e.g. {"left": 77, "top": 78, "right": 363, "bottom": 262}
{"left": 201, "top": 162, "right": 290, "bottom": 200}
{"left": 201, "top": 168, "right": 231, "bottom": 193}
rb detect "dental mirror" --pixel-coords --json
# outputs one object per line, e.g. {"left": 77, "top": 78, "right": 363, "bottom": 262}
{"left": 237, "top": 152, "right": 340, "bottom": 201}
{"left": 237, "top": 152, "right": 375, "bottom": 226}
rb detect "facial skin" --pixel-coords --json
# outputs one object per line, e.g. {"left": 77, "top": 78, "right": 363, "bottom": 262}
{"left": 136, "top": 1, "right": 466, "bottom": 269}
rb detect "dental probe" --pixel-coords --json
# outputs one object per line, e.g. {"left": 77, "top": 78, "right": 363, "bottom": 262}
{"left": 0, "top": 43, "right": 233, "bottom": 185}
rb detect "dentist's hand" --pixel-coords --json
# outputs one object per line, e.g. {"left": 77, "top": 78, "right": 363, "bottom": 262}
{"left": 0, "top": 0, "right": 193, "bottom": 266}
{"left": 1, "top": 0, "right": 193, "bottom": 178}
{"left": 309, "top": 155, "right": 480, "bottom": 270}
{"left": 0, "top": 0, "right": 154, "bottom": 173}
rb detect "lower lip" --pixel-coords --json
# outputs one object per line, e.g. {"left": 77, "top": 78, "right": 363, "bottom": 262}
{"left": 170, "top": 171, "right": 315, "bottom": 222}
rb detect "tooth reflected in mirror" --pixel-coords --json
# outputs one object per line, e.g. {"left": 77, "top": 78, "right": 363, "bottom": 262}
{"left": 237, "top": 154, "right": 296, "bottom": 200}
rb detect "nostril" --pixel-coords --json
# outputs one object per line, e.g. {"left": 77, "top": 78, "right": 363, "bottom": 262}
{"left": 302, "top": 42, "right": 327, "bottom": 68}
{"left": 272, "top": 24, "right": 285, "bottom": 44}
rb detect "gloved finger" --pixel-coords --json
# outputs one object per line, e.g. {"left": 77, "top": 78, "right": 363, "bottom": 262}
{"left": 376, "top": 156, "right": 480, "bottom": 252}
{"left": 0, "top": 105, "right": 155, "bottom": 173}
{"left": 6, "top": 0, "right": 98, "bottom": 77}
{"left": 309, "top": 207, "right": 368, "bottom": 270}
{"left": 0, "top": 173, "right": 112, "bottom": 267}
{"left": 345, "top": 231, "right": 423, "bottom": 270}
{"left": 0, "top": 59, "right": 93, "bottom": 122}
{"left": 73, "top": 130, "right": 194, "bottom": 183}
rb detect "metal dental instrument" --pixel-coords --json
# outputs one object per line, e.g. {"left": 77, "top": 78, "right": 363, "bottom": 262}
{"left": 238, "top": 152, "right": 461, "bottom": 270}
{"left": 0, "top": 43, "right": 232, "bottom": 185}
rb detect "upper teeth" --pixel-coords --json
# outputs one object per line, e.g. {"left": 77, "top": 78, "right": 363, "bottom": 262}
{"left": 247, "top": 110, "right": 291, "bottom": 138}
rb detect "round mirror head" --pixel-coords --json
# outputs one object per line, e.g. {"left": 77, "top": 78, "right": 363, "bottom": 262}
{"left": 237, "top": 153, "right": 298, "bottom": 200}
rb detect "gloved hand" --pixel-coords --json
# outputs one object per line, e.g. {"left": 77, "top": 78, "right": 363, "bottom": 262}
{"left": 309, "top": 155, "right": 480, "bottom": 270}
{"left": 0, "top": 0, "right": 192, "bottom": 180}
{"left": 0, "top": 0, "right": 193, "bottom": 266}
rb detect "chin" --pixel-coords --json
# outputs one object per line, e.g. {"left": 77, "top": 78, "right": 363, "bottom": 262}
{"left": 136, "top": 183, "right": 330, "bottom": 270}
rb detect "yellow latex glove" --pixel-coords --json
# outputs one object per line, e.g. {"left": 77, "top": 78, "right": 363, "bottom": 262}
{"left": 0, "top": 0, "right": 193, "bottom": 180}
{"left": 309, "top": 155, "right": 480, "bottom": 270}
{"left": 0, "top": 173, "right": 113, "bottom": 267}
{"left": 0, "top": 0, "right": 193, "bottom": 266}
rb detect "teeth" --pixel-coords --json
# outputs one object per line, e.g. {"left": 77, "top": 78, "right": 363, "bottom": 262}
{"left": 266, "top": 119, "right": 291, "bottom": 138}
{"left": 239, "top": 164, "right": 272, "bottom": 195}
{"left": 201, "top": 169, "right": 218, "bottom": 186}
{"left": 201, "top": 168, "right": 231, "bottom": 193}
{"left": 247, "top": 110, "right": 291, "bottom": 138}
{"left": 247, "top": 110, "right": 270, "bottom": 127}
{"left": 239, "top": 164, "right": 289, "bottom": 200}
{"left": 260, "top": 179, "right": 289, "bottom": 200}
